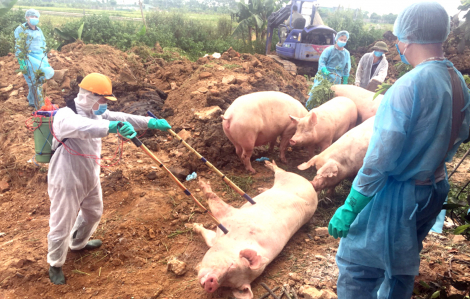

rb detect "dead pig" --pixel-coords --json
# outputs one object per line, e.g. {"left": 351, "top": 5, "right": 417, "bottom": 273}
{"left": 298, "top": 116, "right": 375, "bottom": 193}
{"left": 331, "top": 84, "right": 384, "bottom": 123}
{"left": 222, "top": 91, "right": 307, "bottom": 173}
{"left": 190, "top": 160, "right": 318, "bottom": 299}
{"left": 289, "top": 96, "right": 357, "bottom": 156}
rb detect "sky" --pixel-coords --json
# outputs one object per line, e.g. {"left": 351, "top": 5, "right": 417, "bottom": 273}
{"left": 317, "top": 0, "right": 463, "bottom": 17}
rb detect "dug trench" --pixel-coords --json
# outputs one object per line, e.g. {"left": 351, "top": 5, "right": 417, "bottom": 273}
{"left": 0, "top": 42, "right": 469, "bottom": 298}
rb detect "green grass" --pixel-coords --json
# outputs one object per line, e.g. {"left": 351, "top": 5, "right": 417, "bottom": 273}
{"left": 14, "top": 6, "right": 234, "bottom": 26}
{"left": 15, "top": 5, "right": 144, "bottom": 18}
{"left": 365, "top": 23, "right": 393, "bottom": 31}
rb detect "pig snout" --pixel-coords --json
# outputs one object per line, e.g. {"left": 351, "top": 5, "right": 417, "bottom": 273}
{"left": 289, "top": 139, "right": 296, "bottom": 146}
{"left": 201, "top": 274, "right": 219, "bottom": 293}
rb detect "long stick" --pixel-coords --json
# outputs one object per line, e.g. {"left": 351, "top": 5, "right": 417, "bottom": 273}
{"left": 148, "top": 111, "right": 256, "bottom": 205}
{"left": 448, "top": 147, "right": 470, "bottom": 179}
{"left": 117, "top": 123, "right": 228, "bottom": 234}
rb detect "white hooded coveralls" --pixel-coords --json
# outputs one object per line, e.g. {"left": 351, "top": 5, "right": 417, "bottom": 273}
{"left": 355, "top": 52, "right": 389, "bottom": 89}
{"left": 47, "top": 89, "right": 151, "bottom": 267}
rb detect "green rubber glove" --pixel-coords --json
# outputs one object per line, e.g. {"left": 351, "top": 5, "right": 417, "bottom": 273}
{"left": 342, "top": 76, "right": 349, "bottom": 84}
{"left": 17, "top": 58, "right": 27, "bottom": 71}
{"left": 328, "top": 188, "right": 373, "bottom": 239}
{"left": 321, "top": 67, "right": 330, "bottom": 76}
{"left": 148, "top": 118, "right": 171, "bottom": 131}
{"left": 108, "top": 121, "right": 137, "bottom": 139}
{"left": 108, "top": 121, "right": 119, "bottom": 133}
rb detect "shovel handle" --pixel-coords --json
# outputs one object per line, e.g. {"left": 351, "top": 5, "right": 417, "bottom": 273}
{"left": 117, "top": 122, "right": 142, "bottom": 147}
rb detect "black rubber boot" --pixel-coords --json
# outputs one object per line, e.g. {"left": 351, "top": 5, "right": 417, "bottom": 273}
{"left": 83, "top": 239, "right": 102, "bottom": 250}
{"left": 49, "top": 266, "right": 65, "bottom": 285}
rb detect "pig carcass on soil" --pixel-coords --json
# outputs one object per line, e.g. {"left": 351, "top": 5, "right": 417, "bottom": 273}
{"left": 298, "top": 116, "right": 375, "bottom": 193}
{"left": 222, "top": 91, "right": 307, "bottom": 173}
{"left": 190, "top": 161, "right": 318, "bottom": 299}
{"left": 289, "top": 96, "right": 357, "bottom": 156}
{"left": 331, "top": 85, "right": 384, "bottom": 123}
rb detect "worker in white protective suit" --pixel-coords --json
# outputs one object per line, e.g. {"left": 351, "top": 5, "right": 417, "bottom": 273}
{"left": 47, "top": 73, "right": 171, "bottom": 284}
{"left": 355, "top": 41, "right": 389, "bottom": 91}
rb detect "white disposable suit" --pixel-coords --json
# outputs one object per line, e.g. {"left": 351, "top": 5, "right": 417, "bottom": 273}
{"left": 47, "top": 88, "right": 151, "bottom": 267}
{"left": 355, "top": 52, "right": 389, "bottom": 89}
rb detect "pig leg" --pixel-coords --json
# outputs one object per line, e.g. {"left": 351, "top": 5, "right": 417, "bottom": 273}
{"left": 278, "top": 134, "right": 291, "bottom": 164}
{"left": 187, "top": 223, "right": 216, "bottom": 247}
{"left": 199, "top": 180, "right": 234, "bottom": 219}
{"left": 241, "top": 147, "right": 255, "bottom": 173}
{"left": 264, "top": 160, "right": 285, "bottom": 173}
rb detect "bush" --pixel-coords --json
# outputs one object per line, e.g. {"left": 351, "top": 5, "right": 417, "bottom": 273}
{"left": 0, "top": 9, "right": 25, "bottom": 57}
{"left": 326, "top": 10, "right": 384, "bottom": 51}
{"left": 1, "top": 10, "right": 267, "bottom": 60}
{"left": 306, "top": 73, "right": 335, "bottom": 110}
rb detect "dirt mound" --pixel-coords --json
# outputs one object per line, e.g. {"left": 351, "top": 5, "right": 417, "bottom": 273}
{"left": 354, "top": 30, "right": 470, "bottom": 84}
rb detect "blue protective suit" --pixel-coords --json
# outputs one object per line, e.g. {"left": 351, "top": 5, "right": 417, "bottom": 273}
{"left": 336, "top": 60, "right": 470, "bottom": 298}
{"left": 306, "top": 45, "right": 351, "bottom": 108}
{"left": 14, "top": 23, "right": 54, "bottom": 107}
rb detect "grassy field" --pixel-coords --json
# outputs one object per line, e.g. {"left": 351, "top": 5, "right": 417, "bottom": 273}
{"left": 15, "top": 5, "right": 144, "bottom": 18}
{"left": 14, "top": 5, "right": 230, "bottom": 26}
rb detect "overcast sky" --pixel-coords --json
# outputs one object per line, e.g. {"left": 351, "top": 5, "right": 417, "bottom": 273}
{"left": 317, "top": 0, "right": 462, "bottom": 17}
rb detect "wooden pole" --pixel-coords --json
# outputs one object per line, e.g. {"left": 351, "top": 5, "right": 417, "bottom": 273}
{"left": 138, "top": 0, "right": 147, "bottom": 29}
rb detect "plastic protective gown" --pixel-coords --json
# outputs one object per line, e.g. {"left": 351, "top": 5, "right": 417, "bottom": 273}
{"left": 14, "top": 23, "right": 54, "bottom": 106}
{"left": 316, "top": 45, "right": 351, "bottom": 85}
{"left": 306, "top": 45, "right": 351, "bottom": 108}
{"left": 355, "top": 53, "right": 388, "bottom": 89}
{"left": 337, "top": 60, "right": 470, "bottom": 277}
{"left": 47, "top": 91, "right": 151, "bottom": 267}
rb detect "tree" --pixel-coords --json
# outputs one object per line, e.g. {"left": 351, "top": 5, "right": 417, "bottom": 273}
{"left": 232, "top": 0, "right": 279, "bottom": 42}
{"left": 362, "top": 11, "right": 369, "bottom": 19}
{"left": 382, "top": 13, "right": 397, "bottom": 24}
{"left": 0, "top": 0, "right": 18, "bottom": 17}
{"left": 370, "top": 12, "right": 381, "bottom": 22}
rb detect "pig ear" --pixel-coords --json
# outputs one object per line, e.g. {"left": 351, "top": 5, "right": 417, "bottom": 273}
{"left": 309, "top": 112, "right": 318, "bottom": 125}
{"left": 297, "top": 155, "right": 318, "bottom": 171}
{"left": 317, "top": 160, "right": 339, "bottom": 178}
{"left": 232, "top": 284, "right": 253, "bottom": 299}
{"left": 289, "top": 115, "right": 300, "bottom": 123}
{"left": 239, "top": 249, "right": 269, "bottom": 270}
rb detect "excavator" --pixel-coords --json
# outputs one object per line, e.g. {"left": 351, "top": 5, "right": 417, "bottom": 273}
{"left": 265, "top": 0, "right": 336, "bottom": 75}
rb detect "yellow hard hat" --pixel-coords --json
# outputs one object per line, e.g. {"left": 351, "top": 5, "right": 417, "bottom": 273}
{"left": 79, "top": 73, "right": 117, "bottom": 101}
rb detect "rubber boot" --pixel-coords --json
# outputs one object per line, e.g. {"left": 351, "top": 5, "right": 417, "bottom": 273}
{"left": 51, "top": 69, "right": 68, "bottom": 84}
{"left": 83, "top": 239, "right": 102, "bottom": 250}
{"left": 49, "top": 266, "right": 65, "bottom": 285}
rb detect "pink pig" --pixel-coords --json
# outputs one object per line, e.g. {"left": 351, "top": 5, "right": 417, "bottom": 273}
{"left": 331, "top": 85, "right": 383, "bottom": 123}
{"left": 297, "top": 116, "right": 375, "bottom": 194}
{"left": 222, "top": 91, "right": 307, "bottom": 173}
{"left": 289, "top": 96, "right": 357, "bottom": 156}
{"left": 190, "top": 161, "right": 318, "bottom": 299}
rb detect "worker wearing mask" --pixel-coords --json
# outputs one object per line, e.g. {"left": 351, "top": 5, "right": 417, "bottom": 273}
{"left": 306, "top": 30, "right": 351, "bottom": 109}
{"left": 328, "top": 2, "right": 470, "bottom": 298}
{"left": 355, "top": 41, "right": 389, "bottom": 91}
{"left": 47, "top": 73, "right": 171, "bottom": 285}
{"left": 14, "top": 9, "right": 68, "bottom": 108}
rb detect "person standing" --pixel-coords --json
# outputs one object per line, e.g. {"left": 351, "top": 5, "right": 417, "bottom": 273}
{"left": 328, "top": 2, "right": 470, "bottom": 298}
{"left": 306, "top": 30, "right": 351, "bottom": 109}
{"left": 47, "top": 73, "right": 171, "bottom": 285}
{"left": 355, "top": 41, "right": 389, "bottom": 91}
{"left": 14, "top": 9, "right": 67, "bottom": 108}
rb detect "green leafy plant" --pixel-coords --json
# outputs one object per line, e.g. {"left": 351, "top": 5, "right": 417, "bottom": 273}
{"left": 15, "top": 24, "right": 47, "bottom": 108}
{"left": 325, "top": 8, "right": 383, "bottom": 51}
{"left": 306, "top": 72, "right": 336, "bottom": 110}
{"left": 444, "top": 181, "right": 470, "bottom": 240}
{"left": 0, "top": 0, "right": 18, "bottom": 18}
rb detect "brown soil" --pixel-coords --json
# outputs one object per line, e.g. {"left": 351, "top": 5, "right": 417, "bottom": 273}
{"left": 0, "top": 42, "right": 469, "bottom": 299}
